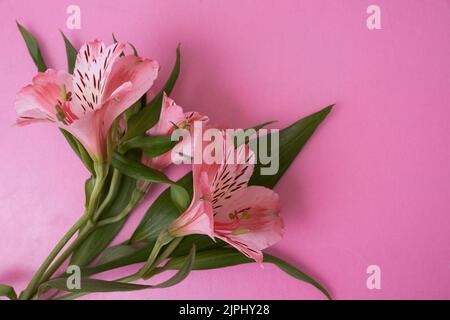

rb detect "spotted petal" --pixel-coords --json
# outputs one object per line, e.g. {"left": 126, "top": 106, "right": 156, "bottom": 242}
{"left": 72, "top": 40, "right": 125, "bottom": 114}
{"left": 214, "top": 186, "right": 283, "bottom": 264}
{"left": 15, "top": 69, "right": 72, "bottom": 125}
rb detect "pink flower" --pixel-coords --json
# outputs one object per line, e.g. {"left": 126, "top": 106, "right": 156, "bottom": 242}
{"left": 15, "top": 40, "right": 159, "bottom": 161}
{"left": 168, "top": 132, "right": 283, "bottom": 263}
{"left": 143, "top": 93, "right": 208, "bottom": 171}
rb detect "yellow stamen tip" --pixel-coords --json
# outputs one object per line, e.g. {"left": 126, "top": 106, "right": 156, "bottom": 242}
{"left": 232, "top": 227, "right": 249, "bottom": 235}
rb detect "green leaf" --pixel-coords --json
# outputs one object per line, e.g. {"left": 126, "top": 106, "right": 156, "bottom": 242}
{"left": 16, "top": 21, "right": 47, "bottom": 72}
{"left": 247, "top": 120, "right": 277, "bottom": 132}
{"left": 60, "top": 31, "right": 77, "bottom": 74}
{"left": 170, "top": 184, "right": 191, "bottom": 212}
{"left": 83, "top": 245, "right": 152, "bottom": 277}
{"left": 249, "top": 105, "right": 333, "bottom": 188}
{"left": 120, "top": 135, "right": 177, "bottom": 157}
{"left": 171, "top": 235, "right": 226, "bottom": 257}
{"left": 234, "top": 120, "right": 277, "bottom": 147}
{"left": 84, "top": 176, "right": 95, "bottom": 208}
{"left": 144, "top": 244, "right": 196, "bottom": 287}
{"left": 163, "top": 248, "right": 331, "bottom": 300}
{"left": 71, "top": 174, "right": 137, "bottom": 267}
{"left": 124, "top": 46, "right": 180, "bottom": 140}
{"left": 97, "top": 245, "right": 143, "bottom": 265}
{"left": 0, "top": 284, "right": 17, "bottom": 300}
{"left": 124, "top": 100, "right": 143, "bottom": 123}
{"left": 111, "top": 152, "right": 172, "bottom": 184}
{"left": 130, "top": 173, "right": 192, "bottom": 243}
{"left": 160, "top": 44, "right": 181, "bottom": 96}
{"left": 41, "top": 278, "right": 151, "bottom": 294}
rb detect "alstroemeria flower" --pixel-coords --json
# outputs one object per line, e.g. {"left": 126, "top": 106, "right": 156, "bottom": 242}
{"left": 15, "top": 40, "right": 159, "bottom": 161}
{"left": 143, "top": 93, "right": 208, "bottom": 171}
{"left": 168, "top": 132, "right": 283, "bottom": 263}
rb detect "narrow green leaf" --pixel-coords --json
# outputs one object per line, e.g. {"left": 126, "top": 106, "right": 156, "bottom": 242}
{"left": 84, "top": 176, "right": 95, "bottom": 208}
{"left": 97, "top": 245, "right": 142, "bottom": 265}
{"left": 111, "top": 152, "right": 172, "bottom": 184}
{"left": 0, "top": 284, "right": 17, "bottom": 300}
{"left": 170, "top": 184, "right": 191, "bottom": 212}
{"left": 144, "top": 245, "right": 196, "bottom": 288}
{"left": 161, "top": 44, "right": 181, "bottom": 96}
{"left": 124, "top": 46, "right": 180, "bottom": 140}
{"left": 249, "top": 105, "right": 333, "bottom": 188}
{"left": 163, "top": 248, "right": 331, "bottom": 299}
{"left": 120, "top": 135, "right": 177, "bottom": 157}
{"left": 234, "top": 120, "right": 277, "bottom": 147}
{"left": 41, "top": 278, "right": 151, "bottom": 294}
{"left": 130, "top": 173, "right": 192, "bottom": 243}
{"left": 247, "top": 120, "right": 277, "bottom": 132}
{"left": 60, "top": 31, "right": 77, "bottom": 74}
{"left": 84, "top": 246, "right": 152, "bottom": 277}
{"left": 16, "top": 21, "right": 47, "bottom": 72}
{"left": 171, "top": 235, "right": 226, "bottom": 258}
{"left": 124, "top": 100, "right": 143, "bottom": 123}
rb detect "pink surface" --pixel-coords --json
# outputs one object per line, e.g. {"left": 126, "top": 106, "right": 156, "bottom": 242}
{"left": 0, "top": 0, "right": 449, "bottom": 300}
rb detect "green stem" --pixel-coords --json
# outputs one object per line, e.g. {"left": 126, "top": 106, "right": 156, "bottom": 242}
{"left": 85, "top": 164, "right": 107, "bottom": 217}
{"left": 96, "top": 188, "right": 145, "bottom": 227}
{"left": 139, "top": 231, "right": 174, "bottom": 277}
{"left": 92, "top": 169, "right": 122, "bottom": 222}
{"left": 39, "top": 222, "right": 95, "bottom": 285}
{"left": 142, "top": 237, "right": 183, "bottom": 279}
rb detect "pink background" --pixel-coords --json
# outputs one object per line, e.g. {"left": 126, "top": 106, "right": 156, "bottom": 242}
{"left": 0, "top": 0, "right": 449, "bottom": 300}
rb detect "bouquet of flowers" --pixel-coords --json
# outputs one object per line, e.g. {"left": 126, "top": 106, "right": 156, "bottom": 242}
{"left": 0, "top": 23, "right": 333, "bottom": 300}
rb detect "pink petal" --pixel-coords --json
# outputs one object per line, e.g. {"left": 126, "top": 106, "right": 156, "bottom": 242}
{"left": 72, "top": 40, "right": 125, "bottom": 113}
{"left": 168, "top": 172, "right": 215, "bottom": 238}
{"left": 210, "top": 139, "right": 255, "bottom": 213}
{"left": 144, "top": 95, "right": 209, "bottom": 170}
{"left": 15, "top": 69, "right": 72, "bottom": 123}
{"left": 214, "top": 186, "right": 283, "bottom": 264}
{"left": 101, "top": 55, "right": 159, "bottom": 136}
{"left": 148, "top": 94, "right": 186, "bottom": 136}
{"left": 60, "top": 110, "right": 105, "bottom": 159}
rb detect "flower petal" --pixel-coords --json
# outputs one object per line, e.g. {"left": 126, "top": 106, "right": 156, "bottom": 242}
{"left": 148, "top": 94, "right": 186, "bottom": 136}
{"left": 210, "top": 140, "right": 255, "bottom": 213}
{"left": 144, "top": 95, "right": 209, "bottom": 170}
{"left": 101, "top": 55, "right": 159, "bottom": 135}
{"left": 60, "top": 110, "right": 104, "bottom": 159}
{"left": 168, "top": 172, "right": 215, "bottom": 238}
{"left": 214, "top": 186, "right": 283, "bottom": 264}
{"left": 15, "top": 69, "right": 72, "bottom": 123}
{"left": 72, "top": 40, "right": 125, "bottom": 113}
